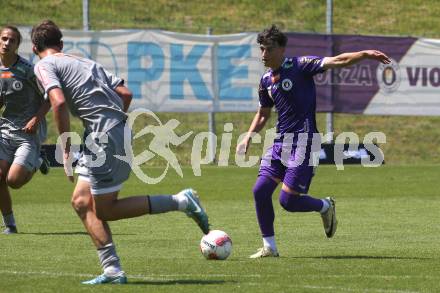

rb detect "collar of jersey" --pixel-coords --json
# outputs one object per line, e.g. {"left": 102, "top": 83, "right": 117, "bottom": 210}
{"left": 270, "top": 57, "right": 288, "bottom": 75}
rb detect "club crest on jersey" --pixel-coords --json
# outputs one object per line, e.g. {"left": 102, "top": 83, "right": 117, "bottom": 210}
{"left": 281, "top": 78, "right": 293, "bottom": 91}
{"left": 12, "top": 80, "right": 23, "bottom": 91}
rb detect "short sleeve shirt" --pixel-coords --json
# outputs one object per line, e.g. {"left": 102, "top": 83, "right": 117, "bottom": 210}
{"left": 258, "top": 56, "right": 325, "bottom": 137}
{"left": 0, "top": 55, "right": 47, "bottom": 142}
{"left": 34, "top": 53, "right": 127, "bottom": 134}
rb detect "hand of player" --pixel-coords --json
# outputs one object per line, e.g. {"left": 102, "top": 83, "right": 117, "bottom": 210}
{"left": 364, "top": 50, "right": 391, "bottom": 64}
{"left": 236, "top": 139, "right": 249, "bottom": 155}
{"left": 63, "top": 151, "right": 75, "bottom": 183}
{"left": 22, "top": 116, "right": 39, "bottom": 134}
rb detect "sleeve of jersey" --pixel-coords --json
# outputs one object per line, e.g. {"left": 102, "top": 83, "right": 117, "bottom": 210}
{"left": 34, "top": 61, "right": 62, "bottom": 100}
{"left": 258, "top": 78, "right": 274, "bottom": 108}
{"left": 102, "top": 66, "right": 124, "bottom": 89}
{"left": 27, "top": 66, "right": 45, "bottom": 100}
{"left": 297, "top": 56, "right": 326, "bottom": 76}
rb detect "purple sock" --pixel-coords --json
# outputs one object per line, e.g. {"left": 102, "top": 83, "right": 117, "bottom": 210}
{"left": 279, "top": 190, "right": 323, "bottom": 212}
{"left": 253, "top": 176, "right": 278, "bottom": 237}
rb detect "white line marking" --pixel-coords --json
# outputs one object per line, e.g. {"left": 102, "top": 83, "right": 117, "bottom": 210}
{"left": 0, "top": 270, "right": 436, "bottom": 281}
{"left": 302, "top": 285, "right": 420, "bottom": 293}
{"left": 0, "top": 269, "right": 428, "bottom": 292}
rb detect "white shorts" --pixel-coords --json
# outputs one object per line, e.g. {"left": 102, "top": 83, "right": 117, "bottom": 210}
{"left": 0, "top": 132, "right": 41, "bottom": 171}
{"left": 75, "top": 123, "right": 131, "bottom": 195}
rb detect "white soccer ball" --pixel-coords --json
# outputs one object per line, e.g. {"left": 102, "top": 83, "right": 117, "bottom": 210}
{"left": 200, "top": 230, "right": 232, "bottom": 260}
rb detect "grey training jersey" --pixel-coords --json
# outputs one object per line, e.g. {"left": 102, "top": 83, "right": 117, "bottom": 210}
{"left": 34, "top": 53, "right": 127, "bottom": 134}
{"left": 0, "top": 55, "right": 47, "bottom": 142}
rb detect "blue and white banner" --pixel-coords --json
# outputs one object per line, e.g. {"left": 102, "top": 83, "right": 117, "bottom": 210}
{"left": 20, "top": 28, "right": 263, "bottom": 112}
{"left": 18, "top": 27, "right": 440, "bottom": 115}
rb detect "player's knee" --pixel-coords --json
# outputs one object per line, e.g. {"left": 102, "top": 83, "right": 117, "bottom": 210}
{"left": 279, "top": 194, "right": 290, "bottom": 210}
{"left": 279, "top": 191, "right": 300, "bottom": 211}
{"left": 7, "top": 181, "right": 22, "bottom": 189}
{"left": 252, "top": 184, "right": 266, "bottom": 201}
{"left": 253, "top": 176, "right": 279, "bottom": 201}
{"left": 7, "top": 170, "right": 32, "bottom": 189}
{"left": 7, "top": 177, "right": 26, "bottom": 189}
{"left": 71, "top": 194, "right": 89, "bottom": 216}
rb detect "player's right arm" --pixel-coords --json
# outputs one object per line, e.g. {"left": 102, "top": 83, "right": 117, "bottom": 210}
{"left": 48, "top": 88, "right": 70, "bottom": 136}
{"left": 34, "top": 61, "right": 70, "bottom": 138}
{"left": 236, "top": 107, "right": 271, "bottom": 155}
{"left": 47, "top": 87, "right": 74, "bottom": 182}
{"left": 35, "top": 61, "right": 73, "bottom": 182}
{"left": 237, "top": 75, "right": 274, "bottom": 154}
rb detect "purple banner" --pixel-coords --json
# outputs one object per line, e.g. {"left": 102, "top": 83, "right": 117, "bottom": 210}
{"left": 286, "top": 33, "right": 417, "bottom": 113}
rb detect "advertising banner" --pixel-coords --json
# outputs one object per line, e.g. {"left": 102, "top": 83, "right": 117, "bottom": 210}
{"left": 19, "top": 28, "right": 438, "bottom": 115}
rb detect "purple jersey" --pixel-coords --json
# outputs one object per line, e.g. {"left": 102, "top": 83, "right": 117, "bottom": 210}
{"left": 259, "top": 56, "right": 325, "bottom": 141}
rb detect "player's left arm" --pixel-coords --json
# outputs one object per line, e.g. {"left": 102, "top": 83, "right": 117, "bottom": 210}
{"left": 22, "top": 100, "right": 51, "bottom": 134}
{"left": 22, "top": 71, "right": 51, "bottom": 133}
{"left": 114, "top": 85, "right": 132, "bottom": 113}
{"left": 322, "top": 50, "right": 391, "bottom": 69}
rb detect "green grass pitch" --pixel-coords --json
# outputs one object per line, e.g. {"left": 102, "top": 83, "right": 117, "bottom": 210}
{"left": 0, "top": 165, "right": 439, "bottom": 292}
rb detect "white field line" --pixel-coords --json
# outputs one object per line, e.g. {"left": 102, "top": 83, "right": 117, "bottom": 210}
{"left": 0, "top": 270, "right": 259, "bottom": 279}
{"left": 0, "top": 270, "right": 437, "bottom": 281}
{"left": 301, "top": 285, "right": 420, "bottom": 293}
{"left": 0, "top": 270, "right": 427, "bottom": 292}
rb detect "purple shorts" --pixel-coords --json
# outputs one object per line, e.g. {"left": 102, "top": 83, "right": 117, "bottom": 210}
{"left": 258, "top": 142, "right": 318, "bottom": 193}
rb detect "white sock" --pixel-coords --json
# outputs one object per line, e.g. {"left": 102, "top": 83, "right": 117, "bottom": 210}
{"left": 2, "top": 212, "right": 15, "bottom": 227}
{"left": 172, "top": 194, "right": 188, "bottom": 211}
{"left": 263, "top": 236, "right": 277, "bottom": 252}
{"left": 104, "top": 266, "right": 121, "bottom": 276}
{"left": 320, "top": 199, "right": 330, "bottom": 214}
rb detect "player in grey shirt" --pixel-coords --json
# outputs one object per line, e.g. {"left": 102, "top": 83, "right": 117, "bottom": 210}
{"left": 32, "top": 20, "right": 210, "bottom": 285}
{"left": 0, "top": 25, "right": 51, "bottom": 235}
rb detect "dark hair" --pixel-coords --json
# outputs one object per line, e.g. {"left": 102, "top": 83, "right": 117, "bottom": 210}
{"left": 257, "top": 25, "right": 287, "bottom": 47}
{"left": 31, "top": 20, "right": 63, "bottom": 52}
{"left": 1, "top": 25, "right": 22, "bottom": 46}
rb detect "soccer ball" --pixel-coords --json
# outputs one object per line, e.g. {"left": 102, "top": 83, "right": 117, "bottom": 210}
{"left": 200, "top": 230, "right": 232, "bottom": 260}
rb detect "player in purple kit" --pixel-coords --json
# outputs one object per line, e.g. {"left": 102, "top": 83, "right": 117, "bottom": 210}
{"left": 237, "top": 25, "right": 390, "bottom": 258}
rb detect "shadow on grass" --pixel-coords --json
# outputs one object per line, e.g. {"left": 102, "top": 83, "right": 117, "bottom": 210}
{"left": 290, "top": 255, "right": 429, "bottom": 260}
{"left": 126, "top": 279, "right": 231, "bottom": 286}
{"left": 19, "top": 232, "right": 135, "bottom": 236}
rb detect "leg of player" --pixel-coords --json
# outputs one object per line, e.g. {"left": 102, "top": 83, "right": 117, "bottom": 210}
{"left": 0, "top": 143, "right": 47, "bottom": 234}
{"left": 279, "top": 183, "right": 337, "bottom": 238}
{"left": 38, "top": 150, "right": 50, "bottom": 175}
{"left": 92, "top": 188, "right": 209, "bottom": 234}
{"left": 7, "top": 141, "right": 43, "bottom": 189}
{"left": 71, "top": 179, "right": 126, "bottom": 285}
{"left": 250, "top": 175, "right": 281, "bottom": 258}
{"left": 7, "top": 163, "right": 34, "bottom": 189}
{"left": 0, "top": 160, "right": 16, "bottom": 234}
{"left": 79, "top": 183, "right": 209, "bottom": 284}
